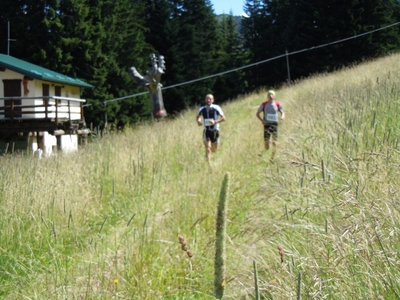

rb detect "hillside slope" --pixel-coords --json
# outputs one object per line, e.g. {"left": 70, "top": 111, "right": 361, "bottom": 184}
{"left": 1, "top": 53, "right": 400, "bottom": 299}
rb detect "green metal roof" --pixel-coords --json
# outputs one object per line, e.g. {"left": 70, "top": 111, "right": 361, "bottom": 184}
{"left": 0, "top": 53, "right": 94, "bottom": 88}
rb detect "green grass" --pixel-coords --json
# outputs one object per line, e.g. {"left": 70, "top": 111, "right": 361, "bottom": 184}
{"left": 1, "top": 53, "right": 400, "bottom": 299}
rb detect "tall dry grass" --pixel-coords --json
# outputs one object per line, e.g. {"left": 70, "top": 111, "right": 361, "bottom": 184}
{"left": 1, "top": 53, "right": 400, "bottom": 299}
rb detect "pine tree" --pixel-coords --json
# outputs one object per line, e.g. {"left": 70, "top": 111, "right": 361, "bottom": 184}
{"left": 56, "top": 0, "right": 150, "bottom": 127}
{"left": 213, "top": 14, "right": 250, "bottom": 100}
{"left": 241, "top": 0, "right": 275, "bottom": 89}
{"left": 241, "top": 0, "right": 400, "bottom": 89}
{"left": 153, "top": 0, "right": 223, "bottom": 110}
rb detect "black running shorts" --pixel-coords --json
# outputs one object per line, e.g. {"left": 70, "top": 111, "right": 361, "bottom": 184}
{"left": 264, "top": 123, "right": 278, "bottom": 140}
{"left": 203, "top": 129, "right": 220, "bottom": 143}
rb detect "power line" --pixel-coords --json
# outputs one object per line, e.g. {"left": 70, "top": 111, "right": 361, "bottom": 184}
{"left": 104, "top": 21, "right": 400, "bottom": 103}
{"left": 289, "top": 21, "right": 400, "bottom": 56}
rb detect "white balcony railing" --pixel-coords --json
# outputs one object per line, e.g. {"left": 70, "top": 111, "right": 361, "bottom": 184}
{"left": 0, "top": 96, "right": 85, "bottom": 121}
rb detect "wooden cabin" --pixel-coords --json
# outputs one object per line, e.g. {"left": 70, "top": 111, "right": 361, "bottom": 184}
{"left": 0, "top": 53, "right": 93, "bottom": 156}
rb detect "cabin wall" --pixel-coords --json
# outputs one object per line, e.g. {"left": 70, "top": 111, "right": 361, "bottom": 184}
{"left": 0, "top": 65, "right": 87, "bottom": 156}
{"left": 0, "top": 69, "right": 81, "bottom": 99}
{"left": 0, "top": 69, "right": 83, "bottom": 120}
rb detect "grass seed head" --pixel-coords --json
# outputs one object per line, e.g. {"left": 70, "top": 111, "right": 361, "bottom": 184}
{"left": 178, "top": 235, "right": 186, "bottom": 245}
{"left": 278, "top": 245, "right": 285, "bottom": 263}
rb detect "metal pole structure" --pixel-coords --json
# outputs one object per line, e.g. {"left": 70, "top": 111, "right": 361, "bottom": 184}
{"left": 286, "top": 50, "right": 291, "bottom": 85}
{"left": 104, "top": 101, "right": 107, "bottom": 129}
{"left": 7, "top": 21, "right": 10, "bottom": 55}
{"left": 7, "top": 21, "right": 16, "bottom": 55}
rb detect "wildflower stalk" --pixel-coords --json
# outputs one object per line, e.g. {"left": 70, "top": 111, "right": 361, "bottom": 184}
{"left": 214, "top": 172, "right": 230, "bottom": 299}
{"left": 297, "top": 271, "right": 302, "bottom": 300}
{"left": 253, "top": 260, "right": 260, "bottom": 300}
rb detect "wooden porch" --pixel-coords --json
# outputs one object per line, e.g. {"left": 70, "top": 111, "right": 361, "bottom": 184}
{"left": 0, "top": 96, "right": 87, "bottom": 135}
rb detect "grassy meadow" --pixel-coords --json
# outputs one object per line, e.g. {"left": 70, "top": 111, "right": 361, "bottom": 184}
{"left": 1, "top": 52, "right": 400, "bottom": 299}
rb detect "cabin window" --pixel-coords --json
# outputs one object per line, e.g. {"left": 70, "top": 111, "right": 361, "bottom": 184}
{"left": 42, "top": 83, "right": 49, "bottom": 106}
{"left": 3, "top": 79, "right": 22, "bottom": 118}
{"left": 55, "top": 86, "right": 61, "bottom": 96}
{"left": 54, "top": 86, "right": 62, "bottom": 106}
{"left": 42, "top": 83, "right": 50, "bottom": 117}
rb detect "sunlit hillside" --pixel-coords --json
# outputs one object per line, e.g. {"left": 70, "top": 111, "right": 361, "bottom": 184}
{"left": 1, "top": 52, "right": 400, "bottom": 299}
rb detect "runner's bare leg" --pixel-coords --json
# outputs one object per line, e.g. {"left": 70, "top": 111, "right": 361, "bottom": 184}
{"left": 211, "top": 142, "right": 218, "bottom": 153}
{"left": 204, "top": 140, "right": 212, "bottom": 166}
{"left": 271, "top": 135, "right": 277, "bottom": 160}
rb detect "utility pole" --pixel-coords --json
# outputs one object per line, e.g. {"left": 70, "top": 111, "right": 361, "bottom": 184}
{"left": 7, "top": 21, "right": 17, "bottom": 55}
{"left": 286, "top": 50, "right": 291, "bottom": 85}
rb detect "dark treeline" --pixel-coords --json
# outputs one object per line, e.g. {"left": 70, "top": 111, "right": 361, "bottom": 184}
{"left": 1, "top": 0, "right": 399, "bottom": 128}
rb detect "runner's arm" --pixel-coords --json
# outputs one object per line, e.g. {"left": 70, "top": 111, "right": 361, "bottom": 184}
{"left": 280, "top": 110, "right": 285, "bottom": 121}
{"left": 256, "top": 110, "right": 264, "bottom": 123}
{"left": 196, "top": 112, "right": 203, "bottom": 126}
{"left": 216, "top": 114, "right": 226, "bottom": 124}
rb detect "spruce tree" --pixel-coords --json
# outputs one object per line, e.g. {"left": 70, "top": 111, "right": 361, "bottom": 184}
{"left": 241, "top": 0, "right": 274, "bottom": 90}
{"left": 242, "top": 0, "right": 400, "bottom": 89}
{"left": 213, "top": 14, "right": 250, "bottom": 100}
{"left": 56, "top": 0, "right": 149, "bottom": 127}
{"left": 159, "top": 0, "right": 223, "bottom": 110}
